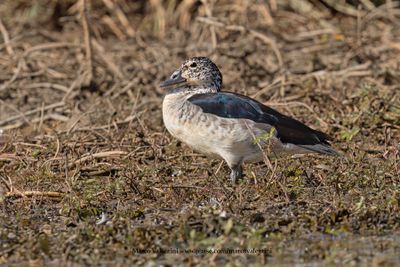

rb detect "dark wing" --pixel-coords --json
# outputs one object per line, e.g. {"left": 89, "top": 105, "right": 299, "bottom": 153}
{"left": 188, "top": 92, "right": 331, "bottom": 146}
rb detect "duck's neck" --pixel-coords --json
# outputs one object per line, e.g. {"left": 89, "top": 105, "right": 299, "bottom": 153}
{"left": 163, "top": 84, "right": 219, "bottom": 122}
{"left": 166, "top": 84, "right": 220, "bottom": 99}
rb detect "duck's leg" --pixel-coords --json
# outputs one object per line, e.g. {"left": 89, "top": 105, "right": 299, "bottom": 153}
{"left": 229, "top": 164, "right": 242, "bottom": 185}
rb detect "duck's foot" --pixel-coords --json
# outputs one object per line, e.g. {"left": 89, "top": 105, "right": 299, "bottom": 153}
{"left": 230, "top": 165, "right": 242, "bottom": 185}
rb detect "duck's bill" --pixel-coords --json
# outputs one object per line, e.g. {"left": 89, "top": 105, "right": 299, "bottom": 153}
{"left": 159, "top": 72, "right": 187, "bottom": 88}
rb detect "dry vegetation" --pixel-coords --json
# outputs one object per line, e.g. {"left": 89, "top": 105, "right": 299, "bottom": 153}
{"left": 0, "top": 0, "right": 399, "bottom": 265}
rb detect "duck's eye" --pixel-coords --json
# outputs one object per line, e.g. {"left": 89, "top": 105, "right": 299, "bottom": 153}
{"left": 189, "top": 62, "right": 197, "bottom": 68}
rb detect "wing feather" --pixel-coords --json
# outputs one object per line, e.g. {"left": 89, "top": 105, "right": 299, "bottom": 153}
{"left": 188, "top": 92, "right": 332, "bottom": 146}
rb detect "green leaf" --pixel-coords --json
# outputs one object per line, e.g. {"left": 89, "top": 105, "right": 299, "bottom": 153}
{"left": 340, "top": 126, "right": 360, "bottom": 141}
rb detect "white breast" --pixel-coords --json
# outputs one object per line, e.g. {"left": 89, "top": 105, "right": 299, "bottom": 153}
{"left": 163, "top": 94, "right": 215, "bottom": 155}
{"left": 162, "top": 94, "right": 277, "bottom": 164}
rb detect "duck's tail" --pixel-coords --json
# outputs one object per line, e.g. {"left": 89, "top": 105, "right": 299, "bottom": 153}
{"left": 297, "top": 144, "right": 340, "bottom": 156}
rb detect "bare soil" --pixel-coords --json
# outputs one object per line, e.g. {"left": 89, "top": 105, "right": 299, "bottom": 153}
{"left": 0, "top": 0, "right": 399, "bottom": 266}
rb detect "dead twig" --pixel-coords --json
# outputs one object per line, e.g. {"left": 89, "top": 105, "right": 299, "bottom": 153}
{"left": 62, "top": 71, "right": 86, "bottom": 102}
{"left": 0, "top": 18, "right": 14, "bottom": 55}
{"left": 92, "top": 39, "right": 125, "bottom": 79}
{"left": 321, "top": 0, "right": 364, "bottom": 17}
{"left": 110, "top": 80, "right": 136, "bottom": 99}
{"left": 0, "top": 58, "right": 23, "bottom": 92}
{"left": 0, "top": 99, "right": 33, "bottom": 127}
{"left": 63, "top": 109, "right": 145, "bottom": 133}
{"left": 243, "top": 121, "right": 275, "bottom": 174}
{"left": 101, "top": 15, "right": 126, "bottom": 41}
{"left": 150, "top": 0, "right": 166, "bottom": 38}
{"left": 101, "top": 0, "right": 135, "bottom": 37}
{"left": 214, "top": 161, "right": 225, "bottom": 175}
{"left": 23, "top": 42, "right": 83, "bottom": 57}
{"left": 38, "top": 102, "right": 45, "bottom": 132}
{"left": 68, "top": 150, "right": 128, "bottom": 168}
{"left": 5, "top": 191, "right": 64, "bottom": 198}
{"left": 249, "top": 29, "right": 283, "bottom": 69}
{"left": 360, "top": 0, "right": 375, "bottom": 11}
{"left": 1, "top": 114, "right": 70, "bottom": 130}
{"left": 258, "top": 2, "right": 274, "bottom": 25}
{"left": 160, "top": 185, "right": 208, "bottom": 190}
{"left": 200, "top": 0, "right": 217, "bottom": 50}
{"left": 0, "top": 102, "right": 64, "bottom": 127}
{"left": 23, "top": 82, "right": 69, "bottom": 93}
{"left": 80, "top": 0, "right": 94, "bottom": 86}
{"left": 197, "top": 17, "right": 283, "bottom": 69}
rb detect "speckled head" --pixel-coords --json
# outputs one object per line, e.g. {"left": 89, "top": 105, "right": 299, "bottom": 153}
{"left": 160, "top": 57, "right": 223, "bottom": 92}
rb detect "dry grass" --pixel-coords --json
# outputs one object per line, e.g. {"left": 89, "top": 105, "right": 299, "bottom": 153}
{"left": 0, "top": 0, "right": 399, "bottom": 265}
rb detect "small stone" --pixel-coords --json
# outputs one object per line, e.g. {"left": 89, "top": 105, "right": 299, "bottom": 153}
{"left": 7, "top": 232, "right": 16, "bottom": 239}
{"left": 219, "top": 210, "right": 227, "bottom": 218}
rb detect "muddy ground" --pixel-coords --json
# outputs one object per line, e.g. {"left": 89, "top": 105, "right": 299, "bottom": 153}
{"left": 0, "top": 0, "right": 399, "bottom": 266}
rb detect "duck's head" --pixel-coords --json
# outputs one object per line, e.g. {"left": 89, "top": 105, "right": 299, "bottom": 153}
{"left": 160, "top": 57, "right": 222, "bottom": 92}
